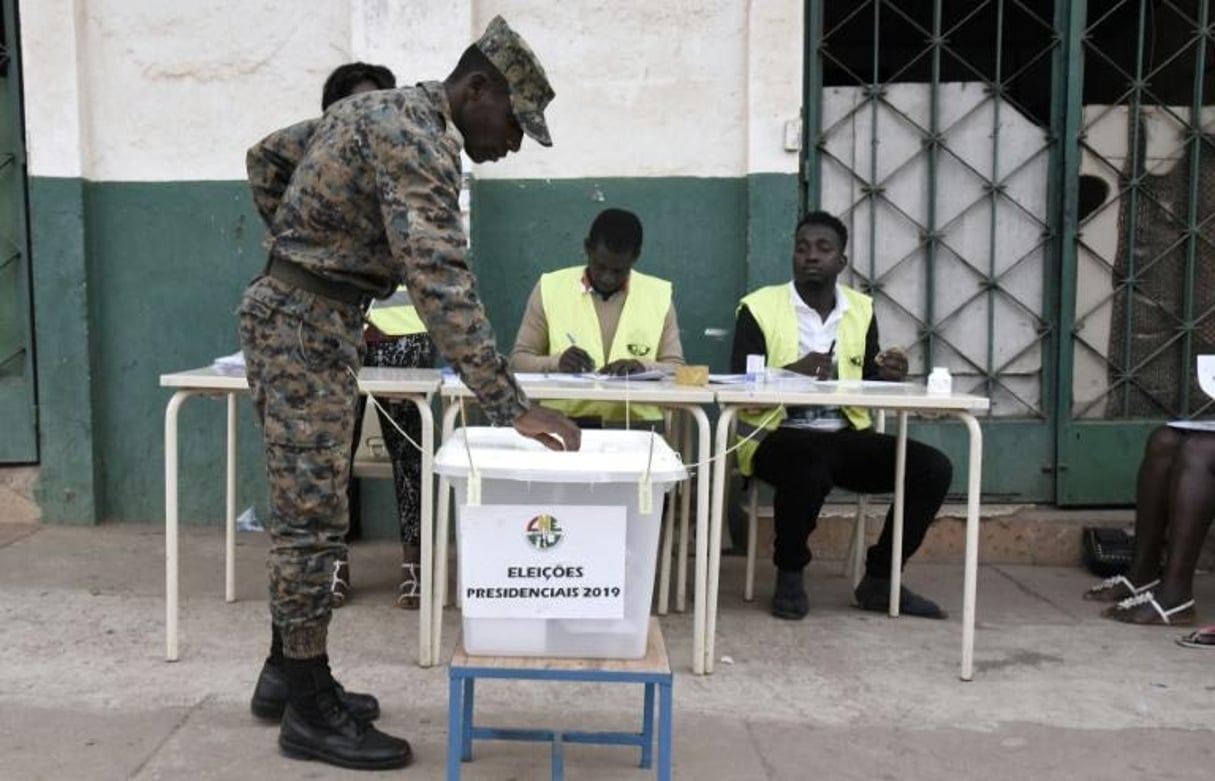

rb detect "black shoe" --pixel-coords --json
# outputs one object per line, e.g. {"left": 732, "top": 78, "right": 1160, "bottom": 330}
{"left": 854, "top": 575, "right": 947, "bottom": 619}
{"left": 771, "top": 569, "right": 809, "bottom": 620}
{"left": 279, "top": 690, "right": 412, "bottom": 771}
{"left": 251, "top": 660, "right": 381, "bottom": 723}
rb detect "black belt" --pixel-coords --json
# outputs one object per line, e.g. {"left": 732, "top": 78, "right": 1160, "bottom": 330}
{"left": 266, "top": 257, "right": 368, "bottom": 307}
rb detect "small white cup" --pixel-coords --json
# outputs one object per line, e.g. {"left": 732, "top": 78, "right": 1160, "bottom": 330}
{"left": 745, "top": 354, "right": 766, "bottom": 383}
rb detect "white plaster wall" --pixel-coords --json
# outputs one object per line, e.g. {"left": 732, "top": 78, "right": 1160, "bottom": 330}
{"left": 351, "top": 0, "right": 472, "bottom": 87}
{"left": 746, "top": 0, "right": 803, "bottom": 174}
{"left": 20, "top": 0, "right": 801, "bottom": 182}
{"left": 471, "top": 0, "right": 764, "bottom": 179}
{"left": 19, "top": 0, "right": 87, "bottom": 178}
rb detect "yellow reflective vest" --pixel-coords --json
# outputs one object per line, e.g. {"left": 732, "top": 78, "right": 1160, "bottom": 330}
{"left": 735, "top": 283, "right": 873, "bottom": 475}
{"left": 539, "top": 265, "right": 671, "bottom": 423}
{"left": 366, "top": 285, "right": 427, "bottom": 336}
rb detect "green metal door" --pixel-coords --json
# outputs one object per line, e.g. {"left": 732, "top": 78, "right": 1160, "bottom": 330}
{"left": 0, "top": 0, "right": 37, "bottom": 463}
{"left": 802, "top": 0, "right": 1212, "bottom": 504}
{"left": 1056, "top": 0, "right": 1214, "bottom": 503}
{"left": 803, "top": 0, "right": 1069, "bottom": 501}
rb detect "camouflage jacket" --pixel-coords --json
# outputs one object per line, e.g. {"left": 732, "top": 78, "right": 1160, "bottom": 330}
{"left": 245, "top": 81, "right": 528, "bottom": 426}
{"left": 246, "top": 117, "right": 317, "bottom": 227}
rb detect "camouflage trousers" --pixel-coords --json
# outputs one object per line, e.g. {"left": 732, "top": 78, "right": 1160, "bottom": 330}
{"left": 238, "top": 276, "right": 364, "bottom": 659}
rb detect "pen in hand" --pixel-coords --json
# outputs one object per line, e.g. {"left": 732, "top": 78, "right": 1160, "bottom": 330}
{"left": 561, "top": 331, "right": 595, "bottom": 374}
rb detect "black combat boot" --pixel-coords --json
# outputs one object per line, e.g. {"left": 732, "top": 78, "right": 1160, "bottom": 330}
{"left": 251, "top": 627, "right": 380, "bottom": 722}
{"left": 277, "top": 657, "right": 412, "bottom": 770}
{"left": 251, "top": 657, "right": 381, "bottom": 723}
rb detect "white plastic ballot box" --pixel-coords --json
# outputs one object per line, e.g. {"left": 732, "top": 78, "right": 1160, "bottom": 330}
{"left": 434, "top": 428, "right": 687, "bottom": 658}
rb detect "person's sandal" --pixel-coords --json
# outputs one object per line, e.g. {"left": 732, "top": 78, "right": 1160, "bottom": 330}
{"left": 1083, "top": 574, "right": 1158, "bottom": 603}
{"left": 331, "top": 560, "right": 351, "bottom": 608}
{"left": 395, "top": 561, "right": 421, "bottom": 610}
{"left": 1176, "top": 626, "right": 1215, "bottom": 649}
{"left": 1103, "top": 591, "right": 1196, "bottom": 625}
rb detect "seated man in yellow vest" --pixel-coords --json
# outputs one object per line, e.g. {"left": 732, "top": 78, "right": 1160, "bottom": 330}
{"left": 731, "top": 211, "right": 952, "bottom": 620}
{"left": 510, "top": 208, "right": 684, "bottom": 426}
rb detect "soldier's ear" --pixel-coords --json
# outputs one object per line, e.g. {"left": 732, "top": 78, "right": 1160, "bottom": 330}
{"left": 466, "top": 71, "right": 493, "bottom": 102}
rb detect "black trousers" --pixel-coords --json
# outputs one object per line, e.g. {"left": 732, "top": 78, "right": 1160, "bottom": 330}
{"left": 751, "top": 425, "right": 952, "bottom": 575}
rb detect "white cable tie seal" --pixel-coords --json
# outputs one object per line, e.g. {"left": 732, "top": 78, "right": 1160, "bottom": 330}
{"left": 458, "top": 396, "right": 480, "bottom": 506}
{"left": 467, "top": 467, "right": 482, "bottom": 507}
{"left": 639, "top": 473, "right": 653, "bottom": 514}
{"left": 638, "top": 429, "right": 655, "bottom": 513}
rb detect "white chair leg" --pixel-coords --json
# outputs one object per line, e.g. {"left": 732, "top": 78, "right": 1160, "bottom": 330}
{"left": 849, "top": 496, "right": 868, "bottom": 589}
{"left": 743, "top": 480, "right": 759, "bottom": 602}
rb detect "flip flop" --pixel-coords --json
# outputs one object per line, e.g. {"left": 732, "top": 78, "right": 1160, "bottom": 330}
{"left": 1103, "top": 591, "right": 1196, "bottom": 626}
{"left": 1176, "top": 626, "right": 1215, "bottom": 649}
{"left": 1084, "top": 575, "right": 1159, "bottom": 602}
{"left": 395, "top": 561, "right": 421, "bottom": 610}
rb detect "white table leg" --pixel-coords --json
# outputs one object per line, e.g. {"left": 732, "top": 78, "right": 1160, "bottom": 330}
{"left": 676, "top": 409, "right": 693, "bottom": 613}
{"left": 656, "top": 438, "right": 676, "bottom": 617}
{"left": 164, "top": 390, "right": 195, "bottom": 662}
{"left": 225, "top": 393, "right": 237, "bottom": 603}
{"left": 956, "top": 412, "right": 983, "bottom": 681}
{"left": 704, "top": 406, "right": 735, "bottom": 675}
{"left": 404, "top": 396, "right": 435, "bottom": 668}
{"left": 432, "top": 401, "right": 462, "bottom": 664}
{"left": 890, "top": 411, "right": 908, "bottom": 617}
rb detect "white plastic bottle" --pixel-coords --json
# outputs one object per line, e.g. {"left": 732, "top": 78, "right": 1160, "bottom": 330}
{"left": 926, "top": 366, "right": 952, "bottom": 395}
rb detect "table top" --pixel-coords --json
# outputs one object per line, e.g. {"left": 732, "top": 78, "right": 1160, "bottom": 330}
{"left": 441, "top": 373, "right": 717, "bottom": 404}
{"left": 160, "top": 366, "right": 442, "bottom": 394}
{"left": 714, "top": 377, "right": 991, "bottom": 412}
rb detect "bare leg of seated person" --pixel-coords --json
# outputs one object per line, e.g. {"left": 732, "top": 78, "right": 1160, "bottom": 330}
{"left": 1085, "top": 426, "right": 1179, "bottom": 602}
{"left": 1105, "top": 430, "right": 1215, "bottom": 626}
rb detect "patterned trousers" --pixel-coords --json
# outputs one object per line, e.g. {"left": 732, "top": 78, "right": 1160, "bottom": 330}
{"left": 356, "top": 333, "right": 436, "bottom": 546}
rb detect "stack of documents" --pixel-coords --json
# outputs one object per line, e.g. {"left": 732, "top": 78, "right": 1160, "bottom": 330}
{"left": 212, "top": 351, "right": 246, "bottom": 375}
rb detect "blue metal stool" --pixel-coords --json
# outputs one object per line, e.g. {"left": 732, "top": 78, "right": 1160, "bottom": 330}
{"left": 447, "top": 617, "right": 673, "bottom": 780}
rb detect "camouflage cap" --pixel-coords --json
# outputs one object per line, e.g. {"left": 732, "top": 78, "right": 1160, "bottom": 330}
{"left": 474, "top": 15, "right": 555, "bottom": 147}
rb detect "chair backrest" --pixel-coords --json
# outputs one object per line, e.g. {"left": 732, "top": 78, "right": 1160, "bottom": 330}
{"left": 1198, "top": 355, "right": 1215, "bottom": 401}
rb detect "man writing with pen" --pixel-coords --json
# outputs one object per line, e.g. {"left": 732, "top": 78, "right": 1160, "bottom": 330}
{"left": 510, "top": 208, "right": 685, "bottom": 427}
{"left": 729, "top": 211, "right": 953, "bottom": 622}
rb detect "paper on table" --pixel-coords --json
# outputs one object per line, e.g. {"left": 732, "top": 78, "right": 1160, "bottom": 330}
{"left": 707, "top": 373, "right": 750, "bottom": 384}
{"left": 591, "top": 369, "right": 666, "bottom": 381}
{"left": 512, "top": 372, "right": 596, "bottom": 383}
{"left": 1167, "top": 420, "right": 1215, "bottom": 433}
{"left": 212, "top": 351, "right": 246, "bottom": 375}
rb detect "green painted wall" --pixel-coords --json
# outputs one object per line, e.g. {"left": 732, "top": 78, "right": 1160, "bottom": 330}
{"left": 24, "top": 175, "right": 795, "bottom": 528}
{"left": 27, "top": 171, "right": 1055, "bottom": 528}
{"left": 29, "top": 177, "right": 99, "bottom": 523}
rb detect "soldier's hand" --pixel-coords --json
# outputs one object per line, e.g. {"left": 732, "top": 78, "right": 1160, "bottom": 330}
{"left": 600, "top": 358, "right": 646, "bottom": 376}
{"left": 558, "top": 346, "right": 596, "bottom": 374}
{"left": 514, "top": 406, "right": 582, "bottom": 451}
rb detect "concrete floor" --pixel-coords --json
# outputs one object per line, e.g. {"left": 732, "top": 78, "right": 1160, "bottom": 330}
{"left": 1, "top": 522, "right": 1212, "bottom": 780}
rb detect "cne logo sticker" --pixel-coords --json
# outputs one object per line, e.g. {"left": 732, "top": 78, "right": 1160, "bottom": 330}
{"left": 525, "top": 514, "right": 564, "bottom": 551}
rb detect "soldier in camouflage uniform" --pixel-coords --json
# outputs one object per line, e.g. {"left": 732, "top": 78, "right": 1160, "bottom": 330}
{"left": 245, "top": 61, "right": 398, "bottom": 612}
{"left": 239, "top": 17, "right": 579, "bottom": 770}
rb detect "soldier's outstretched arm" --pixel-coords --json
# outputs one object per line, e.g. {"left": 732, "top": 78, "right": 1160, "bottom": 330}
{"left": 368, "top": 108, "right": 535, "bottom": 431}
